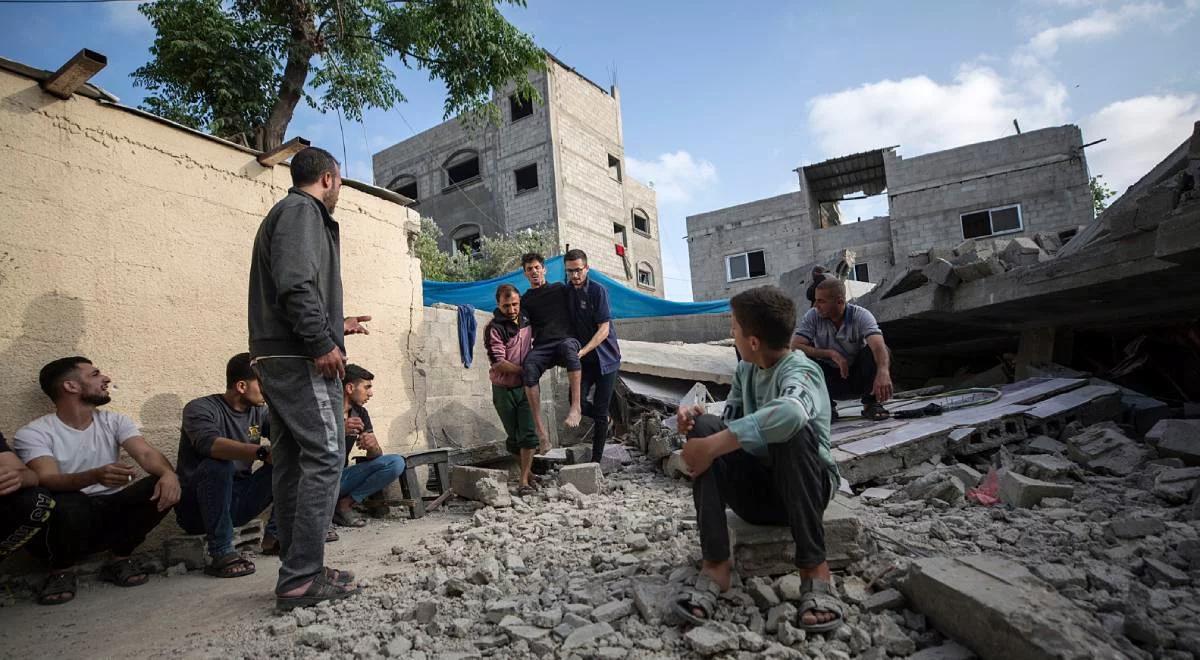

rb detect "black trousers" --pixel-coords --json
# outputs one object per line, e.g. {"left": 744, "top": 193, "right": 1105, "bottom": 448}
{"left": 0, "top": 487, "right": 55, "bottom": 563}
{"left": 581, "top": 362, "right": 619, "bottom": 463}
{"left": 26, "top": 476, "right": 170, "bottom": 569}
{"left": 819, "top": 348, "right": 879, "bottom": 404}
{"left": 689, "top": 414, "right": 833, "bottom": 567}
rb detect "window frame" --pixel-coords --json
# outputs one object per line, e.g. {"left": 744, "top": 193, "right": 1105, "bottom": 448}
{"left": 442, "top": 149, "right": 482, "bottom": 191}
{"left": 509, "top": 94, "right": 534, "bottom": 122}
{"left": 613, "top": 222, "right": 628, "bottom": 247}
{"left": 631, "top": 209, "right": 651, "bottom": 237}
{"left": 513, "top": 162, "right": 538, "bottom": 195}
{"left": 725, "top": 249, "right": 767, "bottom": 283}
{"left": 959, "top": 203, "right": 1023, "bottom": 240}
{"left": 386, "top": 174, "right": 419, "bottom": 202}
{"left": 608, "top": 154, "right": 623, "bottom": 182}
{"left": 636, "top": 262, "right": 655, "bottom": 289}
{"left": 851, "top": 263, "right": 870, "bottom": 283}
{"left": 450, "top": 224, "right": 482, "bottom": 258}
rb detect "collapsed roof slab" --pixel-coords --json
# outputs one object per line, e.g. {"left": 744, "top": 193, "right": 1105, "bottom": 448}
{"left": 617, "top": 339, "right": 737, "bottom": 385}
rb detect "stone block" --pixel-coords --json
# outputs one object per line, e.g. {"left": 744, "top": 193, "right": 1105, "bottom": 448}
{"left": 1066, "top": 424, "right": 1151, "bottom": 476}
{"left": 1015, "top": 454, "right": 1077, "bottom": 480}
{"left": 944, "top": 464, "right": 983, "bottom": 488}
{"left": 1145, "top": 419, "right": 1200, "bottom": 465}
{"left": 1027, "top": 435, "right": 1067, "bottom": 454}
{"left": 559, "top": 463, "right": 602, "bottom": 495}
{"left": 953, "top": 256, "right": 1006, "bottom": 283}
{"left": 922, "top": 258, "right": 960, "bottom": 288}
{"left": 1000, "top": 237, "right": 1048, "bottom": 267}
{"left": 647, "top": 432, "right": 674, "bottom": 461}
{"left": 664, "top": 449, "right": 688, "bottom": 479}
{"left": 1108, "top": 516, "right": 1165, "bottom": 539}
{"left": 999, "top": 470, "right": 1074, "bottom": 508}
{"left": 1152, "top": 467, "right": 1200, "bottom": 504}
{"left": 903, "top": 556, "right": 1124, "bottom": 660}
{"left": 450, "top": 466, "right": 511, "bottom": 507}
{"left": 729, "top": 497, "right": 869, "bottom": 575}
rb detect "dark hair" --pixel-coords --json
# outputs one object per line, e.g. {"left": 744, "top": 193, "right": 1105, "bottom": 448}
{"left": 521, "top": 252, "right": 545, "bottom": 268}
{"left": 225, "top": 352, "right": 256, "bottom": 389}
{"left": 39, "top": 356, "right": 91, "bottom": 400}
{"left": 563, "top": 248, "right": 588, "bottom": 265}
{"left": 730, "top": 286, "right": 796, "bottom": 350}
{"left": 495, "top": 283, "right": 520, "bottom": 301}
{"left": 344, "top": 364, "right": 375, "bottom": 385}
{"left": 290, "top": 147, "right": 340, "bottom": 187}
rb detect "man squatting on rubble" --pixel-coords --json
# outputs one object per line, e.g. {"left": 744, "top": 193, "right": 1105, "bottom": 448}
{"left": 518, "top": 252, "right": 583, "bottom": 450}
{"left": 564, "top": 248, "right": 623, "bottom": 466}
{"left": 248, "top": 146, "right": 371, "bottom": 610}
{"left": 485, "top": 283, "right": 540, "bottom": 494}
{"left": 333, "top": 364, "right": 407, "bottom": 527}
{"left": 791, "top": 277, "right": 894, "bottom": 421}
{"left": 675, "top": 285, "right": 846, "bottom": 631}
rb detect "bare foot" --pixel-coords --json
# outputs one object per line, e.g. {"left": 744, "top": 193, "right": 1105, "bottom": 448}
{"left": 800, "top": 606, "right": 840, "bottom": 627}
{"left": 565, "top": 408, "right": 582, "bottom": 428}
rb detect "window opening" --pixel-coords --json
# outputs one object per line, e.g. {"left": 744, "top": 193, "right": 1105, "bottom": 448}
{"left": 514, "top": 163, "right": 538, "bottom": 193}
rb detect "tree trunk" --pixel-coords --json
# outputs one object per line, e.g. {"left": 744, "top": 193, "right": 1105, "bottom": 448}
{"left": 258, "top": 0, "right": 320, "bottom": 151}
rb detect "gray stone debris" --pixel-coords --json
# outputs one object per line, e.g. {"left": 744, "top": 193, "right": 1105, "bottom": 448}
{"left": 1066, "top": 423, "right": 1151, "bottom": 476}
{"left": 559, "top": 462, "right": 604, "bottom": 495}
{"left": 1152, "top": 467, "right": 1200, "bottom": 504}
{"left": 1146, "top": 419, "right": 1200, "bottom": 465}
{"left": 863, "top": 588, "right": 905, "bottom": 612}
{"left": 999, "top": 470, "right": 1075, "bottom": 508}
{"left": 450, "top": 466, "right": 512, "bottom": 507}
{"left": 685, "top": 623, "right": 739, "bottom": 656}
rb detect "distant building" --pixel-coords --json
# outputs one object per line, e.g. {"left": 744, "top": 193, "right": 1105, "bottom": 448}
{"left": 686, "top": 126, "right": 1094, "bottom": 301}
{"left": 373, "top": 54, "right": 663, "bottom": 296}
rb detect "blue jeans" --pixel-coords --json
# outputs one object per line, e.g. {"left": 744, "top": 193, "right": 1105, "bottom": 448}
{"left": 338, "top": 454, "right": 405, "bottom": 503}
{"left": 176, "top": 459, "right": 275, "bottom": 558}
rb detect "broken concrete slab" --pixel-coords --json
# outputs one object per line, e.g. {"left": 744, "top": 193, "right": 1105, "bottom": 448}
{"left": 903, "top": 555, "right": 1124, "bottom": 660}
{"left": 1000, "top": 237, "right": 1049, "bottom": 267}
{"left": 450, "top": 466, "right": 512, "bottom": 507}
{"left": 728, "top": 496, "right": 869, "bottom": 575}
{"left": 1015, "top": 454, "right": 1078, "bottom": 480}
{"left": 559, "top": 463, "right": 603, "bottom": 495}
{"left": 1065, "top": 423, "right": 1151, "bottom": 476}
{"left": 922, "top": 257, "right": 961, "bottom": 288}
{"left": 618, "top": 339, "right": 736, "bottom": 385}
{"left": 999, "top": 470, "right": 1075, "bottom": 508}
{"left": 1146, "top": 419, "right": 1200, "bottom": 465}
{"left": 1151, "top": 466, "right": 1200, "bottom": 503}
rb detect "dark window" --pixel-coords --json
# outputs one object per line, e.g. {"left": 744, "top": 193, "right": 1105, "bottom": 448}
{"left": 452, "top": 225, "right": 482, "bottom": 257}
{"left": 637, "top": 264, "right": 654, "bottom": 288}
{"left": 991, "top": 206, "right": 1021, "bottom": 232}
{"left": 632, "top": 209, "right": 650, "bottom": 236}
{"left": 614, "top": 222, "right": 627, "bottom": 246}
{"left": 853, "top": 263, "right": 870, "bottom": 282}
{"left": 514, "top": 163, "right": 538, "bottom": 193}
{"left": 608, "top": 154, "right": 622, "bottom": 182}
{"left": 387, "top": 175, "right": 418, "bottom": 201}
{"left": 960, "top": 204, "right": 1022, "bottom": 239}
{"left": 510, "top": 94, "right": 534, "bottom": 121}
{"left": 445, "top": 152, "right": 480, "bottom": 187}
{"left": 726, "top": 250, "right": 767, "bottom": 282}
{"left": 747, "top": 250, "right": 767, "bottom": 278}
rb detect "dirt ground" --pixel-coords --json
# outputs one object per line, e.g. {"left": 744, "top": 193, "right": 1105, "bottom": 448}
{"left": 0, "top": 510, "right": 467, "bottom": 660}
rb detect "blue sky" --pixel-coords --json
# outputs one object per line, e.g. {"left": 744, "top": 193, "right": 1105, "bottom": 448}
{"left": 4, "top": 0, "right": 1198, "bottom": 300}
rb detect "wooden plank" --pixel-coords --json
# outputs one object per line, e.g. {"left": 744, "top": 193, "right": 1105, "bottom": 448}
{"left": 257, "top": 136, "right": 311, "bottom": 167}
{"left": 425, "top": 489, "right": 454, "bottom": 514}
{"left": 41, "top": 49, "right": 107, "bottom": 99}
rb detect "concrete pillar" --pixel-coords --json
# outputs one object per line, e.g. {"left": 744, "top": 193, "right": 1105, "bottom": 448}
{"left": 1015, "top": 327, "right": 1073, "bottom": 379}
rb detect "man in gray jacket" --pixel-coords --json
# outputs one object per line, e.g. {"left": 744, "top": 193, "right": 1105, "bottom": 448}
{"left": 248, "top": 147, "right": 370, "bottom": 610}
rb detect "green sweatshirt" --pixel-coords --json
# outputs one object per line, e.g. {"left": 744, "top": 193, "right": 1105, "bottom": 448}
{"left": 723, "top": 351, "right": 840, "bottom": 492}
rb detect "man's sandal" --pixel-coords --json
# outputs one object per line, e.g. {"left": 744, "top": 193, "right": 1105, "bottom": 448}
{"left": 325, "top": 566, "right": 355, "bottom": 585}
{"left": 204, "top": 552, "right": 256, "bottom": 578}
{"left": 38, "top": 571, "right": 76, "bottom": 605}
{"left": 99, "top": 558, "right": 149, "bottom": 587}
{"left": 670, "top": 574, "right": 721, "bottom": 626}
{"left": 332, "top": 508, "right": 367, "bottom": 528}
{"left": 863, "top": 401, "right": 891, "bottom": 421}
{"left": 797, "top": 577, "right": 846, "bottom": 633}
{"left": 275, "top": 572, "right": 361, "bottom": 611}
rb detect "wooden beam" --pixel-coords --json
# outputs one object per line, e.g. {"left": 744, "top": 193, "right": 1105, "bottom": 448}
{"left": 41, "top": 49, "right": 107, "bottom": 100}
{"left": 424, "top": 489, "right": 455, "bottom": 514}
{"left": 257, "top": 136, "right": 310, "bottom": 167}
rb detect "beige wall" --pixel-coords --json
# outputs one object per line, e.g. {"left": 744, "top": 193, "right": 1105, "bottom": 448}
{"left": 0, "top": 68, "right": 426, "bottom": 466}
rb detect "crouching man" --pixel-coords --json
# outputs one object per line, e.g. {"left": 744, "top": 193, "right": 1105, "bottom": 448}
{"left": 332, "top": 364, "right": 406, "bottom": 527}
{"left": 673, "top": 287, "right": 845, "bottom": 632}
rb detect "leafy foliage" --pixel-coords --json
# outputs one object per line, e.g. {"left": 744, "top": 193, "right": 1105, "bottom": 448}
{"left": 1090, "top": 175, "right": 1117, "bottom": 215}
{"left": 133, "top": 0, "right": 545, "bottom": 150}
{"left": 413, "top": 218, "right": 554, "bottom": 282}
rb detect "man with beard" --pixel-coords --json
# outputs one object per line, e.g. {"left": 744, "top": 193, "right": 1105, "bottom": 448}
{"left": 13, "top": 357, "right": 180, "bottom": 605}
{"left": 248, "top": 146, "right": 370, "bottom": 610}
{"left": 483, "top": 284, "right": 539, "bottom": 494}
{"left": 563, "top": 249, "right": 622, "bottom": 468}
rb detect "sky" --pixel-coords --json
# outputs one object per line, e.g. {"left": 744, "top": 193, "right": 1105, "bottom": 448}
{"left": 3, "top": 0, "right": 1198, "bottom": 300}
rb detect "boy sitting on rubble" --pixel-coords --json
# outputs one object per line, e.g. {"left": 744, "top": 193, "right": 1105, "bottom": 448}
{"left": 674, "top": 285, "right": 845, "bottom": 632}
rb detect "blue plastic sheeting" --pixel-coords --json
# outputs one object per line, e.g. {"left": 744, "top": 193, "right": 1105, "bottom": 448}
{"left": 423, "top": 256, "right": 730, "bottom": 319}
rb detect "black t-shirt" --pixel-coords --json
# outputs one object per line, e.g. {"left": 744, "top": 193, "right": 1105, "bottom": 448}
{"left": 177, "top": 394, "right": 269, "bottom": 486}
{"left": 0, "top": 432, "right": 10, "bottom": 453}
{"left": 521, "top": 282, "right": 571, "bottom": 345}
{"left": 345, "top": 403, "right": 374, "bottom": 466}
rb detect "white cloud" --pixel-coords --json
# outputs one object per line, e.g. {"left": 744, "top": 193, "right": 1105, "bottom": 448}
{"left": 626, "top": 151, "right": 717, "bottom": 205}
{"left": 807, "top": 65, "right": 1067, "bottom": 158}
{"left": 1082, "top": 93, "right": 1200, "bottom": 192}
{"left": 1026, "top": 2, "right": 1167, "bottom": 57}
{"left": 105, "top": 1, "right": 151, "bottom": 34}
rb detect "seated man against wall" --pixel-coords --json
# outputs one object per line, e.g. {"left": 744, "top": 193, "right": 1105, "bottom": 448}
{"left": 674, "top": 286, "right": 845, "bottom": 631}
{"left": 14, "top": 357, "right": 180, "bottom": 605}
{"left": 175, "top": 353, "right": 274, "bottom": 578}
{"left": 333, "top": 364, "right": 406, "bottom": 527}
{"left": 484, "top": 283, "right": 539, "bottom": 495}
{"left": 790, "top": 278, "right": 894, "bottom": 420}
{"left": 0, "top": 431, "right": 56, "bottom": 573}
{"left": 518, "top": 252, "right": 583, "bottom": 451}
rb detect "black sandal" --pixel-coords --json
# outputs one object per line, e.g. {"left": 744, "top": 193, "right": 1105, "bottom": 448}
{"left": 100, "top": 558, "right": 148, "bottom": 587}
{"left": 275, "top": 572, "right": 361, "bottom": 611}
{"left": 204, "top": 552, "right": 256, "bottom": 578}
{"left": 863, "top": 401, "right": 891, "bottom": 421}
{"left": 38, "top": 571, "right": 77, "bottom": 605}
{"left": 670, "top": 574, "right": 721, "bottom": 626}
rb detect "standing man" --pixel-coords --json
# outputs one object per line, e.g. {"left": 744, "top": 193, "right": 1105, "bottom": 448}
{"left": 248, "top": 146, "right": 370, "bottom": 610}
{"left": 564, "top": 249, "right": 622, "bottom": 467}
{"left": 518, "top": 252, "right": 583, "bottom": 451}
{"left": 790, "top": 278, "right": 893, "bottom": 420}
{"left": 483, "top": 284, "right": 539, "bottom": 494}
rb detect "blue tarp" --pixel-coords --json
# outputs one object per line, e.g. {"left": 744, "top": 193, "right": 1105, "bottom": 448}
{"left": 423, "top": 255, "right": 730, "bottom": 319}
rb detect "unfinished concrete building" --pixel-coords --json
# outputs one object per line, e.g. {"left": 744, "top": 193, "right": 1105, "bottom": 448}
{"left": 373, "top": 55, "right": 664, "bottom": 297}
{"left": 686, "top": 126, "right": 1093, "bottom": 301}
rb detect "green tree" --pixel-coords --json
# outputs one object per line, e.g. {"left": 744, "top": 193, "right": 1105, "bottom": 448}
{"left": 132, "top": 0, "right": 544, "bottom": 151}
{"left": 1090, "top": 175, "right": 1117, "bottom": 215}
{"left": 412, "top": 218, "right": 554, "bottom": 282}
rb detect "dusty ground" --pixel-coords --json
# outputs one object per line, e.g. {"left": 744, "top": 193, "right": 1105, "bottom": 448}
{"left": 0, "top": 510, "right": 468, "bottom": 660}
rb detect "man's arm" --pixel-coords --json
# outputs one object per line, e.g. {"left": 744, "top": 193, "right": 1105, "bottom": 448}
{"left": 485, "top": 325, "right": 524, "bottom": 375}
{"left": 27, "top": 456, "right": 133, "bottom": 492}
{"left": 268, "top": 203, "right": 337, "bottom": 358}
{"left": 122, "top": 436, "right": 181, "bottom": 511}
{"left": 0, "top": 451, "right": 38, "bottom": 496}
{"left": 865, "top": 334, "right": 893, "bottom": 402}
{"left": 577, "top": 321, "right": 610, "bottom": 360}
{"left": 183, "top": 402, "right": 259, "bottom": 464}
{"left": 791, "top": 335, "right": 849, "bottom": 378}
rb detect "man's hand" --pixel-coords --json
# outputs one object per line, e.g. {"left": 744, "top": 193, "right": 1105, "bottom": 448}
{"left": 151, "top": 472, "right": 181, "bottom": 512}
{"left": 315, "top": 346, "right": 346, "bottom": 380}
{"left": 344, "top": 315, "right": 372, "bottom": 335}
{"left": 675, "top": 404, "right": 706, "bottom": 437}
{"left": 873, "top": 369, "right": 894, "bottom": 403}
{"left": 0, "top": 467, "right": 22, "bottom": 496}
{"left": 345, "top": 416, "right": 365, "bottom": 437}
{"left": 357, "top": 432, "right": 380, "bottom": 454}
{"left": 681, "top": 436, "right": 714, "bottom": 478}
{"left": 91, "top": 462, "right": 137, "bottom": 488}
{"left": 827, "top": 350, "right": 850, "bottom": 380}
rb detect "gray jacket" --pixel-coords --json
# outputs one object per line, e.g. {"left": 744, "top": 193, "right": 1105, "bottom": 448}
{"left": 248, "top": 189, "right": 345, "bottom": 359}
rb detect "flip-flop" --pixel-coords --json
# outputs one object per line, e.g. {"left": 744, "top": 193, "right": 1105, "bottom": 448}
{"left": 38, "top": 571, "right": 76, "bottom": 606}
{"left": 797, "top": 577, "right": 846, "bottom": 633}
{"left": 862, "top": 402, "right": 891, "bottom": 421}
{"left": 275, "top": 572, "right": 361, "bottom": 611}
{"left": 204, "top": 552, "right": 256, "bottom": 578}
{"left": 670, "top": 573, "right": 721, "bottom": 626}
{"left": 332, "top": 508, "right": 367, "bottom": 527}
{"left": 99, "top": 558, "right": 149, "bottom": 587}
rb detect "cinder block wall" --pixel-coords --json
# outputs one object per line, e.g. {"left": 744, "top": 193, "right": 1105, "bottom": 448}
{"left": 614, "top": 313, "right": 732, "bottom": 344}
{"left": 814, "top": 217, "right": 894, "bottom": 280}
{"left": 0, "top": 68, "right": 425, "bottom": 465}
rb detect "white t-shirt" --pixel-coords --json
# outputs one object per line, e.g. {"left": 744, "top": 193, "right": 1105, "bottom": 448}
{"left": 13, "top": 411, "right": 141, "bottom": 496}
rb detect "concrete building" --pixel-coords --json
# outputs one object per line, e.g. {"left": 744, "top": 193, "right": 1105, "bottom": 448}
{"left": 686, "top": 126, "right": 1094, "bottom": 301}
{"left": 373, "top": 54, "right": 665, "bottom": 297}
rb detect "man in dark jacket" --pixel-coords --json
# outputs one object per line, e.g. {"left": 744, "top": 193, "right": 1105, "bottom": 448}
{"left": 247, "top": 147, "right": 370, "bottom": 610}
{"left": 564, "top": 249, "right": 622, "bottom": 468}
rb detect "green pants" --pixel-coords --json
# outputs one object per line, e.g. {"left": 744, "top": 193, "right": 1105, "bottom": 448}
{"left": 492, "top": 384, "right": 539, "bottom": 453}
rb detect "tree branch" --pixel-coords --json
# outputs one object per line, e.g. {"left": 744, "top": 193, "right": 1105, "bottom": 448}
{"left": 345, "top": 33, "right": 448, "bottom": 66}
